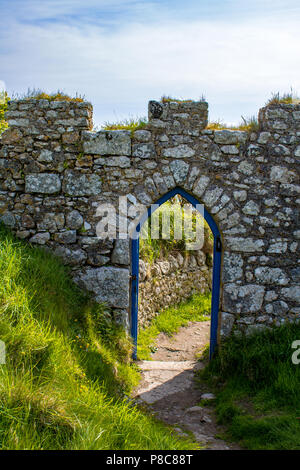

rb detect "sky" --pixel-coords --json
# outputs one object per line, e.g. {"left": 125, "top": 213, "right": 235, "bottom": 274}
{"left": 1, "top": 0, "right": 300, "bottom": 126}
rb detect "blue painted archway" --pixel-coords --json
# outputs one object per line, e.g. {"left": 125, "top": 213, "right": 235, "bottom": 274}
{"left": 130, "top": 187, "right": 222, "bottom": 360}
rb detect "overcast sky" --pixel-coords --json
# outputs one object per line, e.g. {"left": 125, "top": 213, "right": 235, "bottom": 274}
{"left": 1, "top": 0, "right": 300, "bottom": 126}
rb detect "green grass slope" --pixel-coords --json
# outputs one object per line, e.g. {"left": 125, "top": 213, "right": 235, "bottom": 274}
{"left": 0, "top": 225, "right": 197, "bottom": 450}
{"left": 199, "top": 324, "right": 300, "bottom": 449}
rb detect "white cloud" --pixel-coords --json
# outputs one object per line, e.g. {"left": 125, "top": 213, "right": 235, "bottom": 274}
{"left": 1, "top": 4, "right": 300, "bottom": 125}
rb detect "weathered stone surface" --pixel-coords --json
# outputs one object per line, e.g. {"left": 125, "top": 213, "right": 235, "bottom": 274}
{"left": 133, "top": 130, "right": 152, "bottom": 142}
{"left": 153, "top": 172, "right": 168, "bottom": 194}
{"left": 254, "top": 267, "right": 289, "bottom": 285}
{"left": 133, "top": 143, "right": 156, "bottom": 159}
{"left": 63, "top": 171, "right": 102, "bottom": 196}
{"left": 54, "top": 246, "right": 87, "bottom": 266}
{"left": 266, "top": 300, "right": 289, "bottom": 315}
{"left": 6, "top": 118, "right": 29, "bottom": 127}
{"left": 66, "top": 210, "right": 83, "bottom": 230}
{"left": 38, "top": 149, "right": 53, "bottom": 162}
{"left": 220, "top": 312, "right": 235, "bottom": 337}
{"left": 86, "top": 249, "right": 110, "bottom": 266}
{"left": 257, "top": 132, "right": 271, "bottom": 144}
{"left": 226, "top": 238, "right": 265, "bottom": 252}
{"left": 0, "top": 212, "right": 16, "bottom": 228}
{"left": 265, "top": 108, "right": 289, "bottom": 119}
{"left": 281, "top": 286, "right": 300, "bottom": 303}
{"left": 246, "top": 144, "right": 264, "bottom": 158}
{"left": 220, "top": 145, "right": 239, "bottom": 154}
{"left": 242, "top": 200, "right": 260, "bottom": 216}
{"left": 29, "top": 232, "right": 50, "bottom": 245}
{"left": 223, "top": 284, "right": 265, "bottom": 314}
{"left": 76, "top": 267, "right": 130, "bottom": 308}
{"left": 291, "top": 267, "right": 300, "bottom": 283}
{"left": 268, "top": 240, "right": 287, "bottom": 254}
{"left": 82, "top": 130, "right": 131, "bottom": 155}
{"left": 270, "top": 166, "right": 296, "bottom": 183}
{"left": 21, "top": 214, "right": 35, "bottom": 229}
{"left": 201, "top": 393, "right": 216, "bottom": 400}
{"left": 95, "top": 156, "right": 131, "bottom": 168}
{"left": 0, "top": 128, "right": 22, "bottom": 144}
{"left": 54, "top": 230, "right": 77, "bottom": 244}
{"left": 111, "top": 239, "right": 130, "bottom": 265}
{"left": 170, "top": 160, "right": 189, "bottom": 184}
{"left": 246, "top": 324, "right": 271, "bottom": 336}
{"left": 162, "top": 144, "right": 195, "bottom": 158}
{"left": 148, "top": 100, "right": 164, "bottom": 119}
{"left": 202, "top": 186, "right": 223, "bottom": 208}
{"left": 193, "top": 176, "right": 210, "bottom": 197}
{"left": 238, "top": 162, "right": 254, "bottom": 175}
{"left": 233, "top": 190, "right": 247, "bottom": 202}
{"left": 37, "top": 213, "right": 64, "bottom": 231}
{"left": 223, "top": 253, "right": 243, "bottom": 282}
{"left": 25, "top": 174, "right": 61, "bottom": 194}
{"left": 214, "top": 130, "right": 247, "bottom": 144}
{"left": 62, "top": 131, "right": 80, "bottom": 144}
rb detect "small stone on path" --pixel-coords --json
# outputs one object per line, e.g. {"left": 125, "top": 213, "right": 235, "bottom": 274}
{"left": 201, "top": 393, "right": 216, "bottom": 400}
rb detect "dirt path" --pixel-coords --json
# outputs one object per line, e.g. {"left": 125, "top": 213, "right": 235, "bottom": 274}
{"left": 134, "top": 321, "right": 239, "bottom": 450}
{"left": 151, "top": 321, "right": 210, "bottom": 361}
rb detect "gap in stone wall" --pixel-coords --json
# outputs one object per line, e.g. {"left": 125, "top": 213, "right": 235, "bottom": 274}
{"left": 137, "top": 195, "right": 213, "bottom": 357}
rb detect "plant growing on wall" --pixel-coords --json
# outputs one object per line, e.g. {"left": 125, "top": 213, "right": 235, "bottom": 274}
{"left": 139, "top": 196, "right": 213, "bottom": 264}
{"left": 0, "top": 91, "right": 9, "bottom": 135}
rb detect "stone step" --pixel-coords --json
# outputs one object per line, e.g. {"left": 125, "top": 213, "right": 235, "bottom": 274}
{"left": 137, "top": 360, "right": 197, "bottom": 371}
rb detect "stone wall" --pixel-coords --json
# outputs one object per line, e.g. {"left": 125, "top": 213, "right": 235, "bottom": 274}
{"left": 0, "top": 97, "right": 299, "bottom": 340}
{"left": 138, "top": 251, "right": 212, "bottom": 328}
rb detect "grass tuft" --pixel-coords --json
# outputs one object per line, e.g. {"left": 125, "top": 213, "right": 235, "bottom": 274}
{"left": 102, "top": 117, "right": 148, "bottom": 132}
{"left": 11, "top": 88, "right": 85, "bottom": 102}
{"left": 161, "top": 95, "right": 206, "bottom": 103}
{"left": 267, "top": 89, "right": 300, "bottom": 105}
{"left": 207, "top": 115, "right": 259, "bottom": 133}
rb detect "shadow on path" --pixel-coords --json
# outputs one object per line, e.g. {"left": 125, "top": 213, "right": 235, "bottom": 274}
{"left": 134, "top": 322, "right": 239, "bottom": 450}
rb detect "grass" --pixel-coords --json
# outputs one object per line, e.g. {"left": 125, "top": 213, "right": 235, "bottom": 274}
{"left": 0, "top": 224, "right": 198, "bottom": 450}
{"left": 102, "top": 116, "right": 148, "bottom": 132}
{"left": 267, "top": 89, "right": 300, "bottom": 105}
{"left": 137, "top": 292, "right": 211, "bottom": 360}
{"left": 198, "top": 323, "right": 300, "bottom": 449}
{"left": 161, "top": 95, "right": 206, "bottom": 103}
{"left": 11, "top": 88, "right": 85, "bottom": 102}
{"left": 0, "top": 91, "right": 9, "bottom": 135}
{"left": 139, "top": 197, "right": 213, "bottom": 265}
{"left": 207, "top": 115, "right": 259, "bottom": 133}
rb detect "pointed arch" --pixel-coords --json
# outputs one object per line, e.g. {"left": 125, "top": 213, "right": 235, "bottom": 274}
{"left": 130, "top": 186, "right": 222, "bottom": 360}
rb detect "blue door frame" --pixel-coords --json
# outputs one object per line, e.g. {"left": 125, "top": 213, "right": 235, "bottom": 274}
{"left": 130, "top": 187, "right": 222, "bottom": 360}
